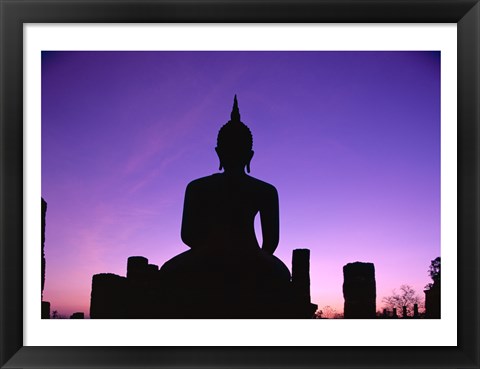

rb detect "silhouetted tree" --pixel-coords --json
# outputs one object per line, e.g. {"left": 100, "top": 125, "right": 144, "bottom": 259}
{"left": 323, "top": 306, "right": 337, "bottom": 319}
{"left": 425, "top": 257, "right": 441, "bottom": 290}
{"left": 51, "top": 310, "right": 67, "bottom": 319}
{"left": 382, "top": 285, "right": 423, "bottom": 317}
{"left": 424, "top": 256, "right": 441, "bottom": 318}
{"left": 315, "top": 306, "right": 343, "bottom": 319}
{"left": 429, "top": 257, "right": 441, "bottom": 281}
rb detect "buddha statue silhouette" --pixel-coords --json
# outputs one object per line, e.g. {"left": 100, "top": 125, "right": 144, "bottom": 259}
{"left": 160, "top": 96, "right": 292, "bottom": 318}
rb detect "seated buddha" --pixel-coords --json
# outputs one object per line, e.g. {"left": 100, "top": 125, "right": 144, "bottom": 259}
{"left": 160, "top": 96, "right": 292, "bottom": 318}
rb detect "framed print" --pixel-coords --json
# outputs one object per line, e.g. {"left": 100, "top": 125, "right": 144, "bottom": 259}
{"left": 1, "top": 1, "right": 479, "bottom": 368}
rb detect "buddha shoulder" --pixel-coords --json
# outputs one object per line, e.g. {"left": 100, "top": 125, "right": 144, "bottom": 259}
{"left": 184, "top": 174, "right": 224, "bottom": 193}
{"left": 244, "top": 176, "right": 278, "bottom": 198}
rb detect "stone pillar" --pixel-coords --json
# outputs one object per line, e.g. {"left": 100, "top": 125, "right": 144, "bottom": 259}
{"left": 424, "top": 283, "right": 440, "bottom": 318}
{"left": 127, "top": 256, "right": 149, "bottom": 282}
{"left": 413, "top": 303, "right": 419, "bottom": 318}
{"left": 292, "top": 249, "right": 311, "bottom": 304}
{"left": 70, "top": 312, "right": 84, "bottom": 319}
{"left": 343, "top": 262, "right": 376, "bottom": 319}
{"left": 402, "top": 306, "right": 408, "bottom": 318}
{"left": 90, "top": 273, "right": 127, "bottom": 318}
{"left": 392, "top": 308, "right": 398, "bottom": 318}
{"left": 383, "top": 308, "right": 387, "bottom": 318}
{"left": 127, "top": 257, "right": 155, "bottom": 318}
{"left": 41, "top": 198, "right": 47, "bottom": 298}
{"left": 291, "top": 249, "right": 317, "bottom": 318}
{"left": 41, "top": 198, "right": 52, "bottom": 319}
{"left": 147, "top": 264, "right": 159, "bottom": 280}
{"left": 41, "top": 301, "right": 51, "bottom": 319}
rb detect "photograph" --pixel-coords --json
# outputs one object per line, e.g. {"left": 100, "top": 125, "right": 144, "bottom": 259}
{"left": 1, "top": 1, "right": 479, "bottom": 367}
{"left": 41, "top": 51, "right": 441, "bottom": 320}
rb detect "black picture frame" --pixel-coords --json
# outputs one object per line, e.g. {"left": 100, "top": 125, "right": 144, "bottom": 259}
{"left": 1, "top": 1, "right": 479, "bottom": 368}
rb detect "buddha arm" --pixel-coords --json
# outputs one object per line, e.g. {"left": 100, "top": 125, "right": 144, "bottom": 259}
{"left": 181, "top": 182, "right": 202, "bottom": 248}
{"left": 260, "top": 186, "right": 279, "bottom": 255}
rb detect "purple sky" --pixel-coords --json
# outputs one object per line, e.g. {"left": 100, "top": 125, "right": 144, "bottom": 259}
{"left": 42, "top": 51, "right": 440, "bottom": 318}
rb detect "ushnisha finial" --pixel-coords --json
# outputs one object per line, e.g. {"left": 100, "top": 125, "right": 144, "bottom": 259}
{"left": 230, "top": 94, "right": 241, "bottom": 123}
{"left": 217, "top": 94, "right": 253, "bottom": 172}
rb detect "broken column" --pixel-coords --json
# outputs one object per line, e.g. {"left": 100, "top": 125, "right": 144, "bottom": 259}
{"left": 292, "top": 249, "right": 310, "bottom": 303}
{"left": 41, "top": 301, "right": 51, "bottom": 319}
{"left": 291, "top": 249, "right": 317, "bottom": 318}
{"left": 146, "top": 263, "right": 160, "bottom": 284}
{"left": 126, "top": 256, "right": 155, "bottom": 318}
{"left": 413, "top": 303, "right": 419, "bottom": 318}
{"left": 424, "top": 282, "right": 440, "bottom": 318}
{"left": 392, "top": 308, "right": 398, "bottom": 318}
{"left": 127, "top": 256, "right": 149, "bottom": 282}
{"left": 90, "top": 273, "right": 127, "bottom": 318}
{"left": 342, "top": 262, "right": 376, "bottom": 319}
{"left": 41, "top": 198, "right": 47, "bottom": 298}
{"left": 70, "top": 312, "right": 84, "bottom": 319}
{"left": 41, "top": 198, "right": 51, "bottom": 319}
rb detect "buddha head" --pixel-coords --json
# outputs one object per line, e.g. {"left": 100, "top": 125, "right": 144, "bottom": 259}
{"left": 216, "top": 95, "right": 254, "bottom": 173}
